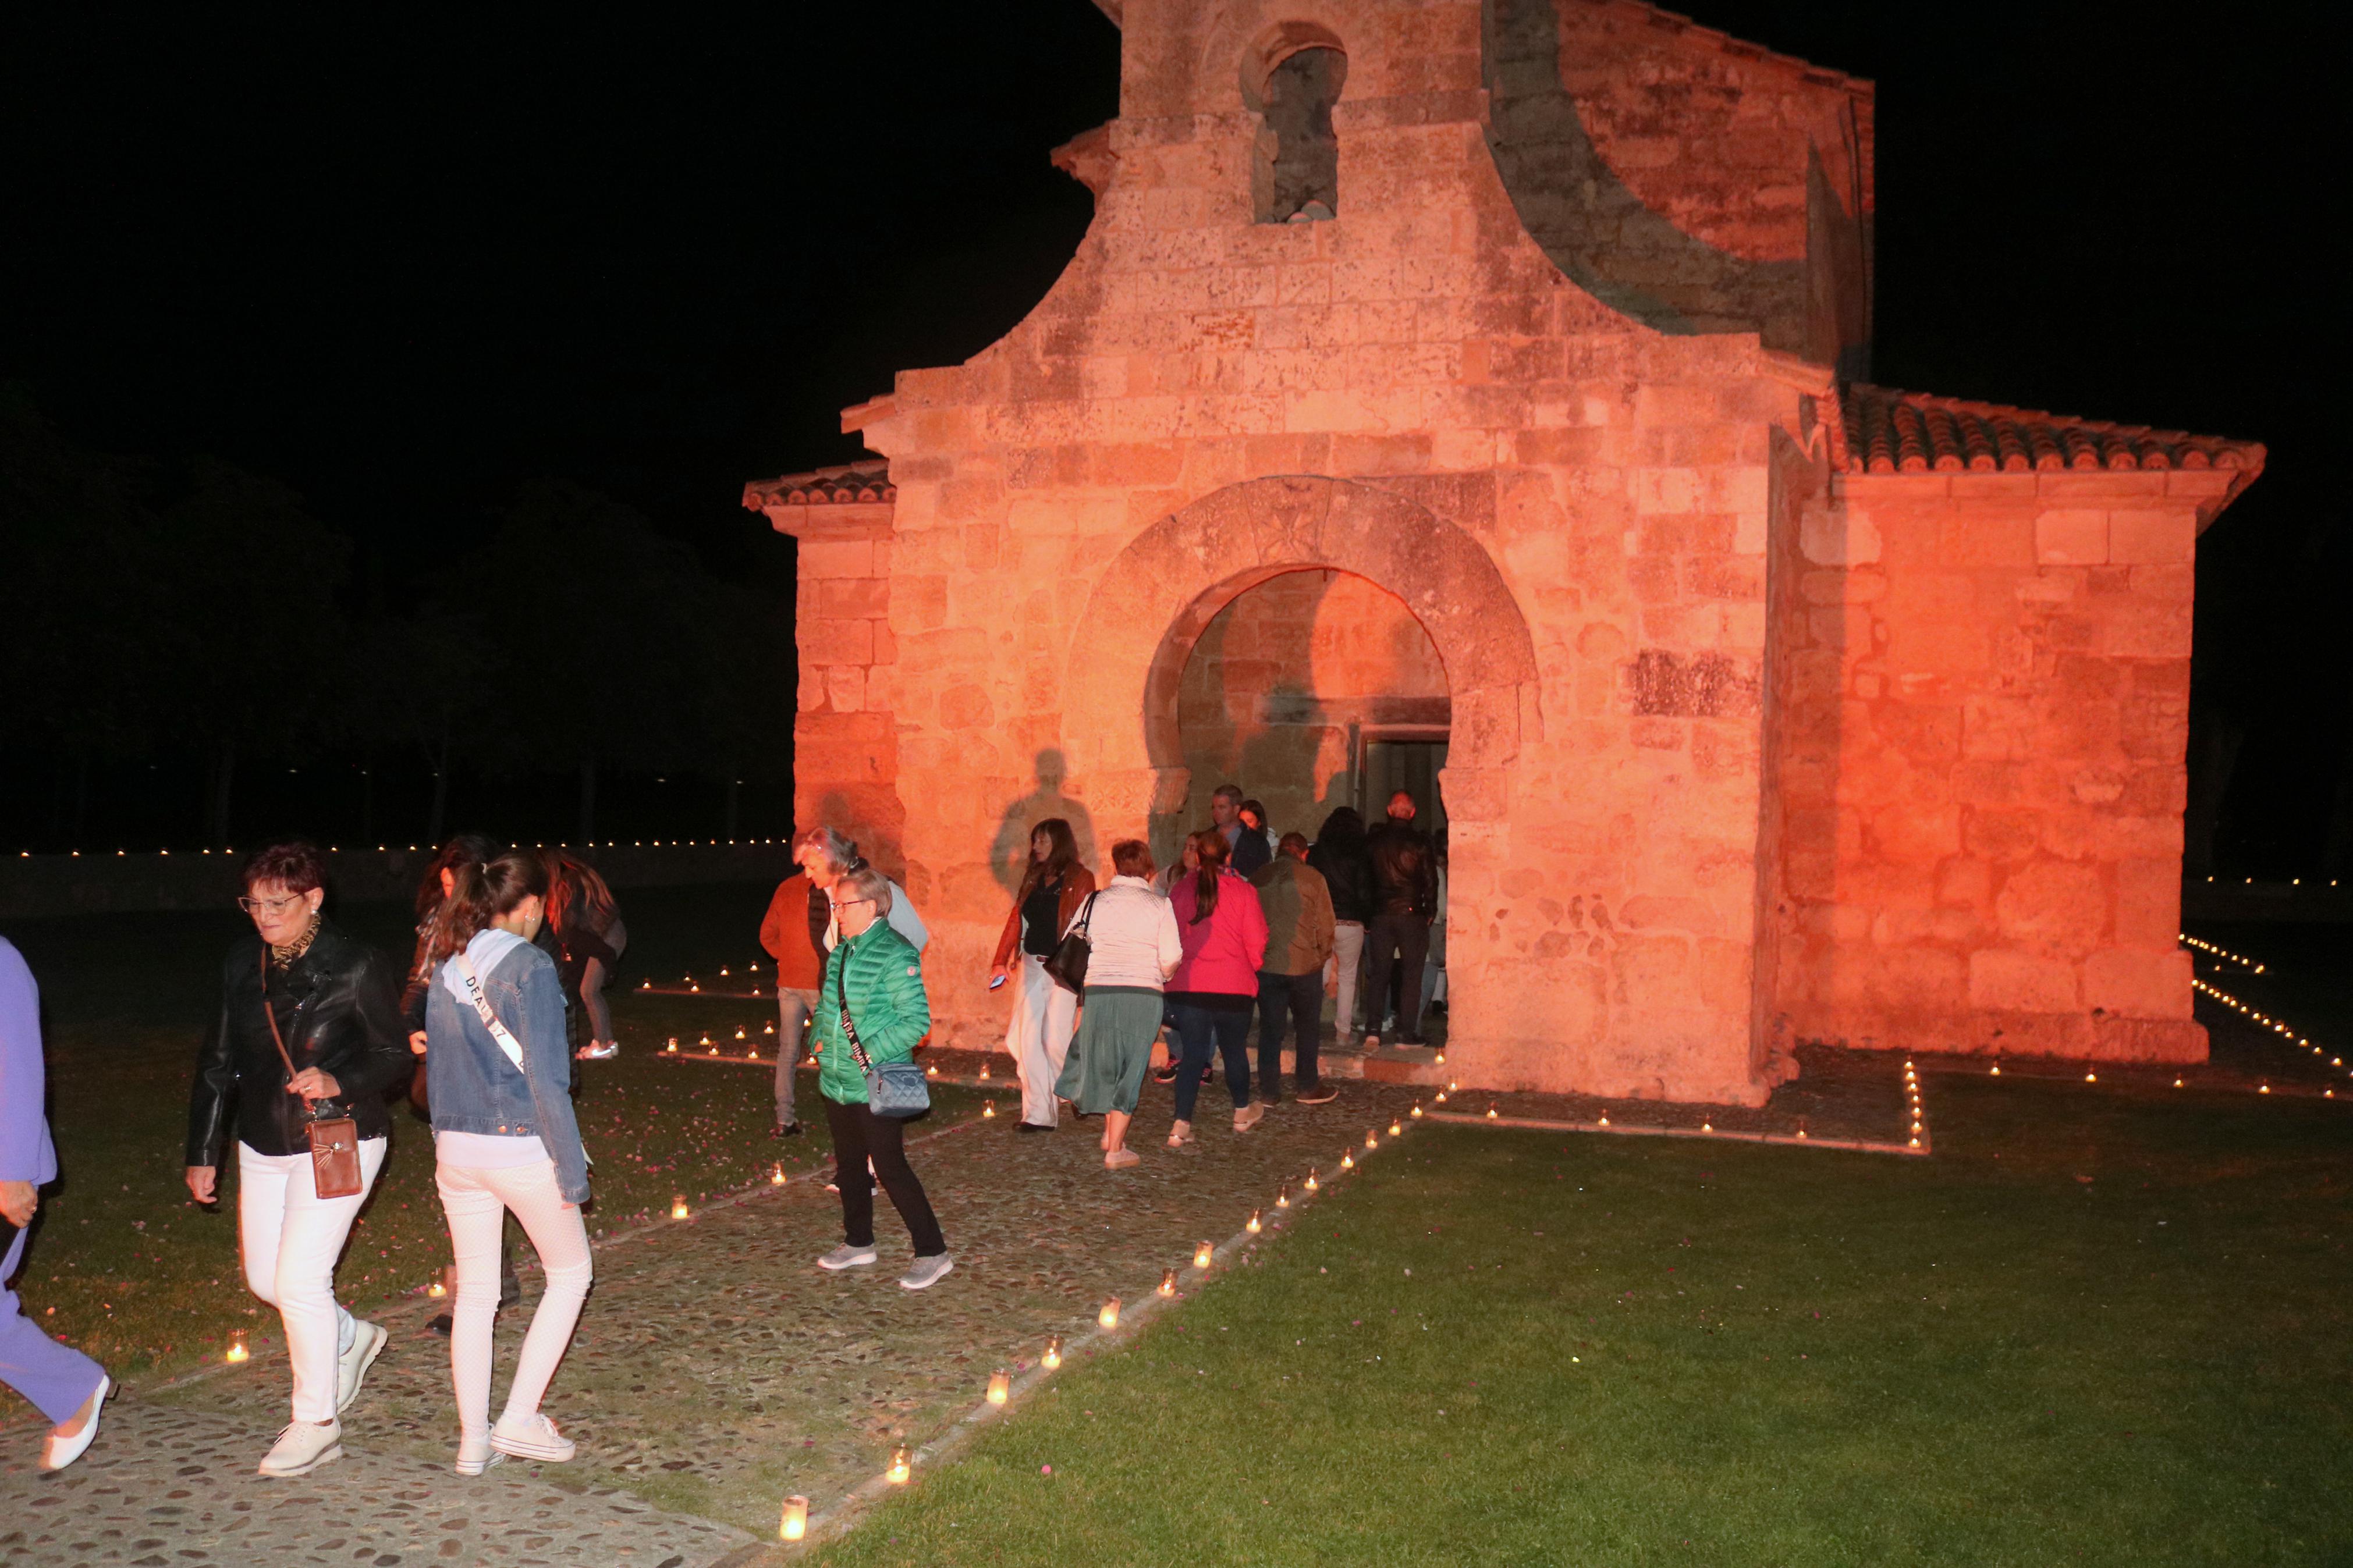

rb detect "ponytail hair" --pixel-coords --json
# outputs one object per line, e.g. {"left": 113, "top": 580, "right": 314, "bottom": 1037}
{"left": 1186, "top": 829, "right": 1228, "bottom": 924}
{"left": 422, "top": 849, "right": 549, "bottom": 970}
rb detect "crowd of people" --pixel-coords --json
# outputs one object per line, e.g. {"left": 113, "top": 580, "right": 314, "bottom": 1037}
{"left": 2, "top": 784, "right": 1442, "bottom": 1478}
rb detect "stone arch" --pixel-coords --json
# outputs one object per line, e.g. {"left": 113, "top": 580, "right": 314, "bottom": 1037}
{"left": 1060, "top": 475, "right": 1541, "bottom": 838}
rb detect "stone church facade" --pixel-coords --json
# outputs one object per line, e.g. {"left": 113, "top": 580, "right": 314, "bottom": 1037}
{"left": 746, "top": 0, "right": 2263, "bottom": 1104}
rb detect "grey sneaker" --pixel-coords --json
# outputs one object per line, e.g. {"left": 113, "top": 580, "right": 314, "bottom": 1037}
{"left": 818, "top": 1243, "right": 878, "bottom": 1271}
{"left": 900, "top": 1252, "right": 954, "bottom": 1290}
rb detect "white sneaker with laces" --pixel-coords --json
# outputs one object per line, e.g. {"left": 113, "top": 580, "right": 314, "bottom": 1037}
{"left": 453, "top": 1432, "right": 506, "bottom": 1476}
{"left": 258, "top": 1418, "right": 343, "bottom": 1477}
{"left": 336, "top": 1319, "right": 386, "bottom": 1413}
{"left": 818, "top": 1243, "right": 878, "bottom": 1270}
{"left": 900, "top": 1252, "right": 954, "bottom": 1290}
{"left": 490, "top": 1410, "right": 576, "bottom": 1462}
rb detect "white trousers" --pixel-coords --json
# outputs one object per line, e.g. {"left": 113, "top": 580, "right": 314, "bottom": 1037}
{"left": 1004, "top": 952, "right": 1077, "bottom": 1126}
{"left": 436, "top": 1159, "right": 594, "bottom": 1441}
{"left": 1328, "top": 921, "right": 1367, "bottom": 1036}
{"left": 237, "top": 1136, "right": 387, "bottom": 1423}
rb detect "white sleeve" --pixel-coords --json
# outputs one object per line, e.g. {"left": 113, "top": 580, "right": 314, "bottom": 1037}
{"left": 1155, "top": 898, "right": 1183, "bottom": 980}
{"left": 887, "top": 879, "right": 929, "bottom": 952}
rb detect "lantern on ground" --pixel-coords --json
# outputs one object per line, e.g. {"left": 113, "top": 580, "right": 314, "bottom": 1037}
{"left": 888, "top": 1446, "right": 911, "bottom": 1484}
{"left": 986, "top": 1371, "right": 1012, "bottom": 1406}
{"left": 1099, "top": 1297, "right": 1121, "bottom": 1329}
{"left": 1276, "top": 1183, "right": 1290, "bottom": 1209}
{"left": 1341, "top": 1150, "right": 1355, "bottom": 1170}
{"left": 1043, "top": 1334, "right": 1063, "bottom": 1369}
{"left": 1246, "top": 1209, "right": 1263, "bottom": 1235}
{"left": 1159, "top": 1268, "right": 1177, "bottom": 1297}
{"left": 671, "top": 1195, "right": 690, "bottom": 1219}
{"left": 780, "top": 1496, "right": 809, "bottom": 1541}
{"left": 1304, "top": 1168, "right": 1319, "bottom": 1192}
{"left": 771, "top": 1164, "right": 787, "bottom": 1186}
{"left": 226, "top": 1331, "right": 249, "bottom": 1363}
{"left": 983, "top": 1100, "right": 997, "bottom": 1119}
{"left": 1194, "top": 1241, "right": 1214, "bottom": 1269}
{"left": 1410, "top": 1103, "right": 1422, "bottom": 1119}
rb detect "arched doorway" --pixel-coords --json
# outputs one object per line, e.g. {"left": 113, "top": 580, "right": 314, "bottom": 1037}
{"left": 1174, "top": 567, "right": 1450, "bottom": 844}
{"left": 1057, "top": 474, "right": 1541, "bottom": 860}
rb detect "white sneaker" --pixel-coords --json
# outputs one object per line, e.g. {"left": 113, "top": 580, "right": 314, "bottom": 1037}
{"left": 453, "top": 1432, "right": 506, "bottom": 1476}
{"left": 336, "top": 1320, "right": 386, "bottom": 1413}
{"left": 900, "top": 1252, "right": 954, "bottom": 1290}
{"left": 258, "top": 1418, "right": 343, "bottom": 1477}
{"left": 575, "top": 1040, "right": 620, "bottom": 1060}
{"left": 39, "top": 1374, "right": 109, "bottom": 1472}
{"left": 818, "top": 1243, "right": 878, "bottom": 1270}
{"left": 490, "top": 1410, "right": 576, "bottom": 1463}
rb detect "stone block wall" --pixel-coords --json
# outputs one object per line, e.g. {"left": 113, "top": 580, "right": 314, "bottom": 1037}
{"left": 1770, "top": 467, "right": 2233, "bottom": 1059}
{"left": 778, "top": 500, "right": 909, "bottom": 880}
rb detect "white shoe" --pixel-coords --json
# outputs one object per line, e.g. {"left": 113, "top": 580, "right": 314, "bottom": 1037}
{"left": 258, "top": 1418, "right": 343, "bottom": 1477}
{"left": 39, "top": 1374, "right": 109, "bottom": 1472}
{"left": 491, "top": 1410, "right": 576, "bottom": 1462}
{"left": 575, "top": 1040, "right": 619, "bottom": 1060}
{"left": 900, "top": 1252, "right": 954, "bottom": 1290}
{"left": 818, "top": 1243, "right": 878, "bottom": 1270}
{"left": 336, "top": 1320, "right": 386, "bottom": 1413}
{"left": 1233, "top": 1103, "right": 1266, "bottom": 1133}
{"left": 453, "top": 1433, "right": 506, "bottom": 1476}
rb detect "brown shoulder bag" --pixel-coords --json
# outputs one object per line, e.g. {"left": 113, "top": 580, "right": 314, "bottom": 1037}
{"left": 260, "top": 950, "right": 363, "bottom": 1199}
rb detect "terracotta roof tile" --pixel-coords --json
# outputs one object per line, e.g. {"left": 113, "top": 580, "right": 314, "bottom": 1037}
{"left": 740, "top": 460, "right": 894, "bottom": 509}
{"left": 1841, "top": 384, "right": 2262, "bottom": 477}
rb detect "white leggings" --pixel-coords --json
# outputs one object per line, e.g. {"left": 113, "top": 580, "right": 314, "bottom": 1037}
{"left": 435, "top": 1160, "right": 593, "bottom": 1439}
{"left": 237, "top": 1137, "right": 388, "bottom": 1423}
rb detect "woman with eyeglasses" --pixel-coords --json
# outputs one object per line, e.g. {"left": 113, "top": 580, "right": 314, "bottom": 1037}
{"left": 186, "top": 841, "right": 413, "bottom": 1477}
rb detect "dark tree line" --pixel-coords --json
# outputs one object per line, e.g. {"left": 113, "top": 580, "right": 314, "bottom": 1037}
{"left": 1, "top": 387, "right": 792, "bottom": 852}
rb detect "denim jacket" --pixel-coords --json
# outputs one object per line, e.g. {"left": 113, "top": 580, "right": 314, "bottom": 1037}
{"left": 424, "top": 933, "right": 591, "bottom": 1204}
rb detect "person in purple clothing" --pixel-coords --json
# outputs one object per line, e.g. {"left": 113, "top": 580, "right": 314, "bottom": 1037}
{"left": 0, "top": 936, "right": 111, "bottom": 1471}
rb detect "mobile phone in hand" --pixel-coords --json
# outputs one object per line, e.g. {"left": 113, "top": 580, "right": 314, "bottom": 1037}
{"left": 988, "top": 973, "right": 1007, "bottom": 990}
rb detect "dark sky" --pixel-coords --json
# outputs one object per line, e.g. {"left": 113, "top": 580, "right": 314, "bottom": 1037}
{"left": 3, "top": 2, "right": 2340, "bottom": 866}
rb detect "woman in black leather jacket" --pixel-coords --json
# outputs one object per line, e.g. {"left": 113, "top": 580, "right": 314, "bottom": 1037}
{"left": 184, "top": 841, "right": 412, "bottom": 1479}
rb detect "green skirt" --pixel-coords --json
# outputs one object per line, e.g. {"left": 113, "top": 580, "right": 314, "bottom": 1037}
{"left": 1055, "top": 986, "right": 1164, "bottom": 1115}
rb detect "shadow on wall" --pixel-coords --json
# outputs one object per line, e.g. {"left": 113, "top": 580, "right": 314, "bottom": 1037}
{"left": 988, "top": 751, "right": 1100, "bottom": 891}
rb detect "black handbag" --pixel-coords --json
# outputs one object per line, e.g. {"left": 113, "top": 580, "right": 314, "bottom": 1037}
{"left": 1044, "top": 891, "right": 1098, "bottom": 994}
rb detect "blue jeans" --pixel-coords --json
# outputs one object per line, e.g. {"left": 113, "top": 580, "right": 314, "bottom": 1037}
{"left": 1169, "top": 1001, "right": 1253, "bottom": 1122}
{"left": 1255, "top": 970, "right": 1322, "bottom": 1097}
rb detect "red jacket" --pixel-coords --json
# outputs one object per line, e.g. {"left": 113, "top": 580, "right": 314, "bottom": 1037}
{"left": 992, "top": 865, "right": 1098, "bottom": 970}
{"left": 1166, "top": 869, "right": 1268, "bottom": 997}
{"left": 758, "top": 872, "right": 826, "bottom": 993}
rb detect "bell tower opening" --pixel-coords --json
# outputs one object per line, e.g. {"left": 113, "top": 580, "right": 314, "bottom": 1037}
{"left": 1245, "top": 25, "right": 1346, "bottom": 223}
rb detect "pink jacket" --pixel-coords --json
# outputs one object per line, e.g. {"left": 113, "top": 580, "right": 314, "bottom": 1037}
{"left": 1166, "top": 870, "right": 1268, "bottom": 997}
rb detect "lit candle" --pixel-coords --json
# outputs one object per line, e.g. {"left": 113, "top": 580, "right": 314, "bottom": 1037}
{"left": 979, "top": 1062, "right": 992, "bottom": 1080}
{"left": 720, "top": 967, "right": 730, "bottom": 976}
{"left": 1246, "top": 1209, "right": 1263, "bottom": 1234}
{"left": 735, "top": 1027, "right": 747, "bottom": 1040}
{"left": 226, "top": 1331, "right": 249, "bottom": 1364}
{"left": 428, "top": 1277, "right": 447, "bottom": 1299}
{"left": 1701, "top": 1121, "right": 1712, "bottom": 1133}
{"left": 926, "top": 1065, "right": 938, "bottom": 1078}
{"left": 700, "top": 1034, "right": 712, "bottom": 1047}
{"left": 1389, "top": 1120, "right": 1403, "bottom": 1136}
{"left": 771, "top": 1164, "right": 787, "bottom": 1186}
{"left": 1990, "top": 1064, "right": 2001, "bottom": 1075}
{"left": 1043, "top": 1335, "right": 1063, "bottom": 1368}
{"left": 1594, "top": 1112, "right": 1606, "bottom": 1126}
{"left": 1276, "top": 1184, "right": 1290, "bottom": 1208}
{"left": 780, "top": 1496, "right": 809, "bottom": 1541}
{"left": 666, "top": 1038, "right": 679, "bottom": 1053}
{"left": 888, "top": 1446, "right": 911, "bottom": 1484}
{"left": 983, "top": 1100, "right": 997, "bottom": 1119}
{"left": 1433, "top": 1090, "right": 1446, "bottom": 1104}
{"left": 1304, "top": 1168, "right": 1319, "bottom": 1192}
{"left": 1435, "top": 1053, "right": 1446, "bottom": 1064}
{"left": 1365, "top": 1130, "right": 1378, "bottom": 1149}
{"left": 2084, "top": 1071, "right": 2097, "bottom": 1083}
{"left": 672, "top": 1196, "right": 690, "bottom": 1219}
{"left": 1099, "top": 1297, "right": 1121, "bottom": 1329}
{"left": 986, "top": 1371, "right": 1012, "bottom": 1406}
{"left": 1410, "top": 1103, "right": 1423, "bottom": 1119}
{"left": 765, "top": 1022, "right": 776, "bottom": 1034}
{"left": 1193, "top": 1241, "right": 1213, "bottom": 1269}
{"left": 2260, "top": 1083, "right": 2271, "bottom": 1093}
{"left": 1158, "top": 1268, "right": 1177, "bottom": 1297}
{"left": 1341, "top": 1150, "right": 1355, "bottom": 1169}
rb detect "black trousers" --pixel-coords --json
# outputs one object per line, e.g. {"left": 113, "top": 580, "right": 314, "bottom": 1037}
{"left": 1366, "top": 913, "right": 1431, "bottom": 1040}
{"left": 1256, "top": 969, "right": 1323, "bottom": 1094}
{"left": 824, "top": 1097, "right": 946, "bottom": 1257}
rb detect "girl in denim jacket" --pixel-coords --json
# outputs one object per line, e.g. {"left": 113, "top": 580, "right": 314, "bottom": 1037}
{"left": 423, "top": 851, "right": 593, "bottom": 1475}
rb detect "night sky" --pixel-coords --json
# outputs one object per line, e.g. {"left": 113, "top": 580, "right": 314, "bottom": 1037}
{"left": 2, "top": 3, "right": 2336, "bottom": 870}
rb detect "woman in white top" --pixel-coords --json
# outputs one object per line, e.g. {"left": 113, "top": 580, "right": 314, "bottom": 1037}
{"left": 1053, "top": 839, "right": 1183, "bottom": 1168}
{"left": 421, "top": 850, "right": 594, "bottom": 1477}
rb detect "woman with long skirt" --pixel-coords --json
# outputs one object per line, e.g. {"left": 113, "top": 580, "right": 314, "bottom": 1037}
{"left": 1053, "top": 840, "right": 1181, "bottom": 1168}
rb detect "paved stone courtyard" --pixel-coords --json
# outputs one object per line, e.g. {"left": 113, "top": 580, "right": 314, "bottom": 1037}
{"left": 3, "top": 1046, "right": 1917, "bottom": 1565}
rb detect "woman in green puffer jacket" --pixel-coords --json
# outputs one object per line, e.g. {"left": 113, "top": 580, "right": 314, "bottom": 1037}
{"left": 810, "top": 866, "right": 952, "bottom": 1290}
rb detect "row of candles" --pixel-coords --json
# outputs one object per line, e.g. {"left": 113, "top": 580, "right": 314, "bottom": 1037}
{"left": 17, "top": 840, "right": 792, "bottom": 858}
{"left": 779, "top": 1110, "right": 1424, "bottom": 1540}
{"left": 2178, "top": 934, "right": 2264, "bottom": 972}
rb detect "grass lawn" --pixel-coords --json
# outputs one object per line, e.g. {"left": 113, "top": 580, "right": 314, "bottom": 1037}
{"left": 812, "top": 1073, "right": 2353, "bottom": 1567}
{"left": 1, "top": 884, "right": 926, "bottom": 1396}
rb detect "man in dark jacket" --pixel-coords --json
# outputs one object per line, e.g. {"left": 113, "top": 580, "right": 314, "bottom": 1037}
{"left": 1364, "top": 791, "right": 1438, "bottom": 1046}
{"left": 1307, "top": 806, "right": 1375, "bottom": 1044}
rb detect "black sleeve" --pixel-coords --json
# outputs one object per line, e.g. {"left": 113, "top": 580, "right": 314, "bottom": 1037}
{"left": 185, "top": 955, "right": 237, "bottom": 1168}
{"left": 333, "top": 948, "right": 416, "bottom": 1107}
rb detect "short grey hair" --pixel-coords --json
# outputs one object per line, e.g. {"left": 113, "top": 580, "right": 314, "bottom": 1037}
{"left": 836, "top": 865, "right": 893, "bottom": 915}
{"left": 795, "top": 825, "right": 857, "bottom": 870}
{"left": 1212, "top": 784, "right": 1244, "bottom": 806}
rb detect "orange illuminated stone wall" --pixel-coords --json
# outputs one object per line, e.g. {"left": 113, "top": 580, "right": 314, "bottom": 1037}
{"left": 750, "top": 0, "right": 2259, "bottom": 1101}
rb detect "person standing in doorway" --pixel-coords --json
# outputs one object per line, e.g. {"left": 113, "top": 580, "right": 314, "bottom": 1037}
{"left": 812, "top": 868, "right": 952, "bottom": 1289}
{"left": 186, "top": 841, "right": 413, "bottom": 1477}
{"left": 1250, "top": 832, "right": 1336, "bottom": 1104}
{"left": 1054, "top": 839, "right": 1182, "bottom": 1168}
{"left": 421, "top": 851, "right": 595, "bottom": 1475}
{"left": 1308, "top": 807, "right": 1374, "bottom": 1050}
{"left": 989, "top": 819, "right": 1095, "bottom": 1132}
{"left": 1164, "top": 829, "right": 1269, "bottom": 1146}
{"left": 1, "top": 936, "right": 111, "bottom": 1472}
{"left": 757, "top": 860, "right": 828, "bottom": 1138}
{"left": 1364, "top": 791, "right": 1438, "bottom": 1047}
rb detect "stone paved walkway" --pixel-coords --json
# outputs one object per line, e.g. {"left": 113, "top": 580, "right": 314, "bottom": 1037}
{"left": 6, "top": 1051, "right": 1909, "bottom": 1563}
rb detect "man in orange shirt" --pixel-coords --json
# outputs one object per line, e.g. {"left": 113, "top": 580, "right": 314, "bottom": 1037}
{"left": 757, "top": 865, "right": 828, "bottom": 1137}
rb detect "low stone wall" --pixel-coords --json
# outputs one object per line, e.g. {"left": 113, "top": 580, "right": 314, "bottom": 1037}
{"left": 0, "top": 841, "right": 793, "bottom": 920}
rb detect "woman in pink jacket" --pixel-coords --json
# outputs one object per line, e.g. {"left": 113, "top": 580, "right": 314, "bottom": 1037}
{"left": 1163, "top": 829, "right": 1269, "bottom": 1147}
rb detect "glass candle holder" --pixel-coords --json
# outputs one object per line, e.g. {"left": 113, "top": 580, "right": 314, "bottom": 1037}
{"left": 780, "top": 1495, "right": 809, "bottom": 1541}
{"left": 1098, "top": 1297, "right": 1120, "bottom": 1329}
{"left": 986, "top": 1371, "right": 1011, "bottom": 1406}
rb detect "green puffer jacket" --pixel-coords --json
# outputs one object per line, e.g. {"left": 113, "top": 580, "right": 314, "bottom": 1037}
{"left": 812, "top": 919, "right": 931, "bottom": 1106}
